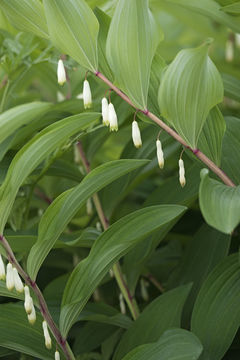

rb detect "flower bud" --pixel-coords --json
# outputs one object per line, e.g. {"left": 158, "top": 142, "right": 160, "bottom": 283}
{"left": 119, "top": 293, "right": 126, "bottom": 315}
{"left": 27, "top": 304, "right": 36, "bottom": 325}
{"left": 42, "top": 320, "right": 52, "bottom": 349}
{"left": 109, "top": 103, "right": 118, "bottom": 131}
{"left": 24, "top": 285, "right": 33, "bottom": 315}
{"left": 57, "top": 60, "right": 66, "bottom": 86}
{"left": 179, "top": 159, "right": 186, "bottom": 187}
{"left": 225, "top": 40, "right": 234, "bottom": 62}
{"left": 6, "top": 263, "right": 14, "bottom": 291}
{"left": 13, "top": 267, "right": 24, "bottom": 293}
{"left": 156, "top": 140, "right": 164, "bottom": 169}
{"left": 132, "top": 120, "right": 142, "bottom": 148}
{"left": 0, "top": 255, "right": 5, "bottom": 280}
{"left": 83, "top": 80, "right": 92, "bottom": 109}
{"left": 102, "top": 97, "right": 109, "bottom": 126}
{"left": 55, "top": 350, "right": 60, "bottom": 360}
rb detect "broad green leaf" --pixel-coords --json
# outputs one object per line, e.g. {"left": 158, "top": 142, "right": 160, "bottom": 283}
{"left": 191, "top": 254, "right": 240, "bottom": 360}
{"left": 27, "top": 159, "right": 149, "bottom": 279}
{"left": 114, "top": 284, "right": 192, "bottom": 360}
{"left": 216, "top": 0, "right": 239, "bottom": 5}
{"left": 158, "top": 40, "right": 224, "bottom": 148}
{"left": 0, "top": 112, "right": 99, "bottom": 233}
{"left": 222, "top": 116, "right": 240, "bottom": 185}
{"left": 221, "top": 1, "right": 240, "bottom": 12}
{"left": 106, "top": 0, "right": 161, "bottom": 109}
{"left": 0, "top": 303, "right": 62, "bottom": 359}
{"left": 166, "top": 0, "right": 240, "bottom": 33}
{"left": 198, "top": 106, "right": 226, "bottom": 166}
{"left": 169, "top": 224, "right": 230, "bottom": 325}
{"left": 60, "top": 205, "right": 186, "bottom": 336}
{"left": 43, "top": 0, "right": 99, "bottom": 72}
{"left": 0, "top": 0, "right": 49, "bottom": 38}
{"left": 199, "top": 169, "right": 240, "bottom": 234}
{"left": 222, "top": 73, "right": 240, "bottom": 102}
{"left": 121, "top": 329, "right": 203, "bottom": 360}
{"left": 0, "top": 102, "right": 51, "bottom": 144}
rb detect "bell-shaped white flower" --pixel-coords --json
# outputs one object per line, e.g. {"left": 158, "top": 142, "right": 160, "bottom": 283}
{"left": 179, "top": 159, "right": 186, "bottom": 187}
{"left": 13, "top": 267, "right": 24, "bottom": 293}
{"left": 83, "top": 80, "right": 92, "bottom": 109}
{"left": 0, "top": 255, "right": 5, "bottom": 280}
{"left": 6, "top": 263, "right": 14, "bottom": 291}
{"left": 57, "top": 60, "right": 66, "bottom": 86}
{"left": 156, "top": 140, "right": 164, "bottom": 169}
{"left": 42, "top": 320, "right": 52, "bottom": 349}
{"left": 132, "top": 120, "right": 142, "bottom": 148}
{"left": 27, "top": 304, "right": 36, "bottom": 325}
{"left": 55, "top": 350, "right": 60, "bottom": 360}
{"left": 24, "top": 285, "right": 33, "bottom": 314}
{"left": 108, "top": 103, "right": 118, "bottom": 131}
{"left": 225, "top": 40, "right": 234, "bottom": 62}
{"left": 102, "top": 97, "right": 109, "bottom": 126}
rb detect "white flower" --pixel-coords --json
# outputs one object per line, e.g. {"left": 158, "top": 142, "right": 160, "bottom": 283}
{"left": 27, "top": 304, "right": 36, "bottom": 325}
{"left": 132, "top": 120, "right": 142, "bottom": 148}
{"left": 42, "top": 320, "right": 52, "bottom": 349}
{"left": 86, "top": 198, "right": 93, "bottom": 216}
{"left": 57, "top": 60, "right": 66, "bottom": 86}
{"left": 156, "top": 140, "right": 164, "bottom": 169}
{"left": 108, "top": 103, "right": 118, "bottom": 131}
{"left": 55, "top": 350, "right": 60, "bottom": 360}
{"left": 83, "top": 80, "right": 92, "bottom": 109}
{"left": 179, "top": 159, "right": 186, "bottom": 187}
{"left": 24, "top": 285, "right": 33, "bottom": 314}
{"left": 119, "top": 293, "right": 126, "bottom": 314}
{"left": 6, "top": 263, "right": 14, "bottom": 291}
{"left": 225, "top": 40, "right": 234, "bottom": 62}
{"left": 13, "top": 267, "right": 24, "bottom": 293}
{"left": 0, "top": 255, "right": 5, "bottom": 280}
{"left": 102, "top": 97, "right": 109, "bottom": 126}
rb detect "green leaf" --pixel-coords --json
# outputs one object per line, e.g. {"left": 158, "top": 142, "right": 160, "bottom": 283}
{"left": 198, "top": 106, "right": 226, "bottom": 166}
{"left": 0, "top": 0, "right": 49, "bottom": 38}
{"left": 191, "top": 254, "right": 240, "bottom": 360}
{"left": 60, "top": 205, "right": 186, "bottom": 336}
{"left": 43, "top": 0, "right": 99, "bottom": 72}
{"left": 27, "top": 159, "right": 149, "bottom": 280}
{"left": 0, "top": 112, "right": 99, "bottom": 234}
{"left": 0, "top": 102, "right": 51, "bottom": 144}
{"left": 199, "top": 169, "right": 240, "bottom": 234}
{"left": 121, "top": 329, "right": 203, "bottom": 360}
{"left": 158, "top": 40, "right": 224, "bottom": 148}
{"left": 222, "top": 73, "right": 240, "bottom": 102}
{"left": 113, "top": 284, "right": 192, "bottom": 360}
{"left": 106, "top": 0, "right": 161, "bottom": 109}
{"left": 0, "top": 303, "right": 61, "bottom": 359}
{"left": 166, "top": 0, "right": 240, "bottom": 33}
{"left": 221, "top": 1, "right": 240, "bottom": 13}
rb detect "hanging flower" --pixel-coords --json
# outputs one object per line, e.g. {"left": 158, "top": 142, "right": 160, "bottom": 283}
{"left": 108, "top": 103, "right": 118, "bottom": 131}
{"left": 55, "top": 350, "right": 60, "bottom": 360}
{"left": 132, "top": 120, "right": 142, "bottom": 148}
{"left": 27, "top": 304, "right": 36, "bottom": 325}
{"left": 24, "top": 285, "right": 33, "bottom": 314}
{"left": 57, "top": 60, "right": 66, "bottom": 86}
{"left": 156, "top": 139, "right": 164, "bottom": 169}
{"left": 6, "top": 263, "right": 14, "bottom": 291}
{"left": 179, "top": 159, "right": 186, "bottom": 187}
{"left": 0, "top": 255, "right": 5, "bottom": 280}
{"left": 42, "top": 320, "right": 52, "bottom": 349}
{"left": 83, "top": 80, "right": 92, "bottom": 109}
{"left": 102, "top": 97, "right": 109, "bottom": 126}
{"left": 13, "top": 267, "right": 24, "bottom": 293}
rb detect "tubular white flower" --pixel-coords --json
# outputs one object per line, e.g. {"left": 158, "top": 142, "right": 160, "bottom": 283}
{"left": 57, "top": 60, "right": 66, "bottom": 86}
{"left": 132, "top": 120, "right": 142, "bottom": 148}
{"left": 225, "top": 40, "right": 234, "bottom": 62}
{"left": 42, "top": 320, "right": 52, "bottom": 349}
{"left": 0, "top": 255, "right": 5, "bottom": 280}
{"left": 55, "top": 350, "right": 60, "bottom": 360}
{"left": 179, "top": 159, "right": 186, "bottom": 187}
{"left": 13, "top": 267, "right": 24, "bottom": 293}
{"left": 102, "top": 97, "right": 109, "bottom": 126}
{"left": 24, "top": 285, "right": 33, "bottom": 314}
{"left": 108, "top": 103, "right": 118, "bottom": 131}
{"left": 83, "top": 80, "right": 92, "bottom": 109}
{"left": 6, "top": 263, "right": 14, "bottom": 291}
{"left": 119, "top": 293, "right": 126, "bottom": 315}
{"left": 27, "top": 304, "right": 36, "bottom": 325}
{"left": 156, "top": 140, "right": 164, "bottom": 169}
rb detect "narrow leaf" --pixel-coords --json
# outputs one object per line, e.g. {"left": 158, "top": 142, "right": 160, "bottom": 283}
{"left": 221, "top": 1, "right": 240, "bottom": 13}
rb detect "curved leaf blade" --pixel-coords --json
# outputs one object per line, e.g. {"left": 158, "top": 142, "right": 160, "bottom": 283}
{"left": 43, "top": 0, "right": 99, "bottom": 71}
{"left": 199, "top": 169, "right": 240, "bottom": 234}
{"left": 60, "top": 205, "right": 186, "bottom": 336}
{"left": 27, "top": 159, "right": 149, "bottom": 280}
{"left": 191, "top": 254, "right": 240, "bottom": 360}
{"left": 158, "top": 41, "right": 224, "bottom": 148}
{"left": 106, "top": 0, "right": 161, "bottom": 109}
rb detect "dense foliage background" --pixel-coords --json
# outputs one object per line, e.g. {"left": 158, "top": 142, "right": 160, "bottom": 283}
{"left": 0, "top": 0, "right": 240, "bottom": 359}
